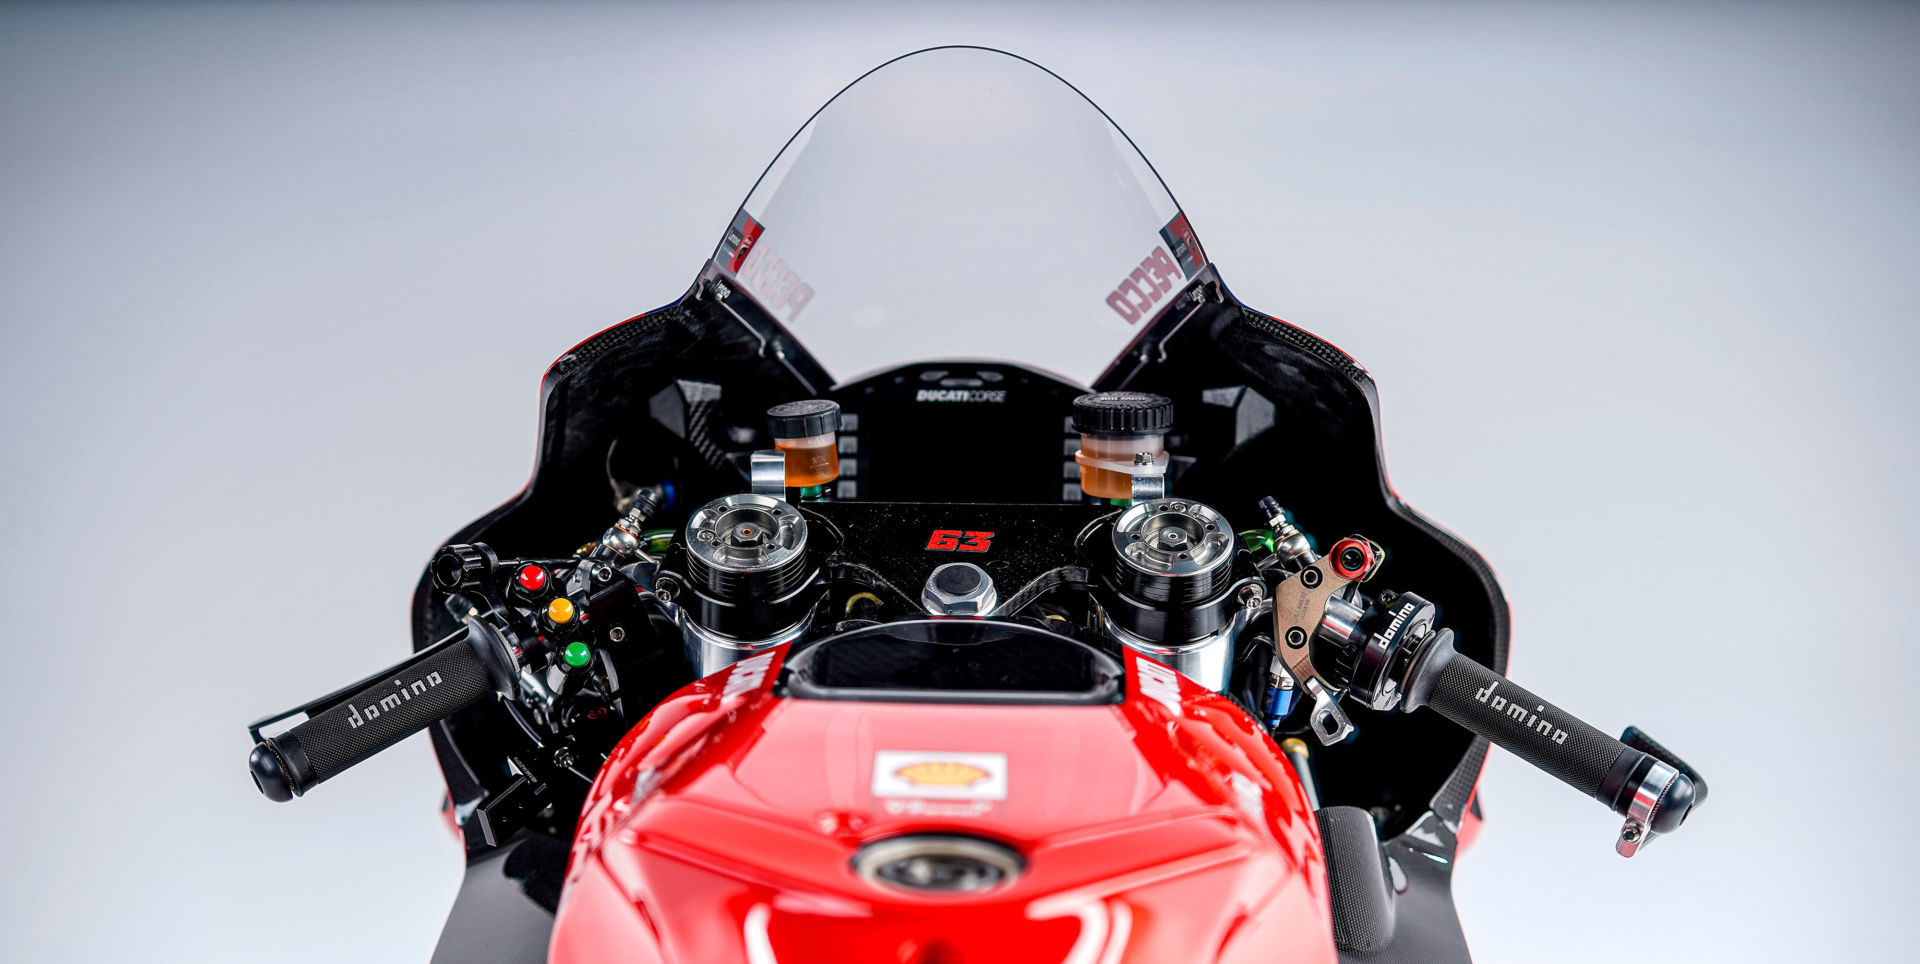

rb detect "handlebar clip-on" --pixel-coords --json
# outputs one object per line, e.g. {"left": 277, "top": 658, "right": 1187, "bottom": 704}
{"left": 1258, "top": 499, "right": 1707, "bottom": 857}
{"left": 245, "top": 546, "right": 530, "bottom": 802}
{"left": 246, "top": 493, "right": 667, "bottom": 803}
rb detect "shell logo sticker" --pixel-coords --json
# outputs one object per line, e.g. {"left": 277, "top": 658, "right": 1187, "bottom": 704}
{"left": 872, "top": 750, "right": 1008, "bottom": 801}
{"left": 894, "top": 761, "right": 990, "bottom": 787}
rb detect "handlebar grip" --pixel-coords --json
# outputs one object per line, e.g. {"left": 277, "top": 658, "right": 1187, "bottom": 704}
{"left": 1424, "top": 650, "right": 1627, "bottom": 799}
{"left": 249, "top": 639, "right": 493, "bottom": 801}
{"left": 1403, "top": 635, "right": 1700, "bottom": 842}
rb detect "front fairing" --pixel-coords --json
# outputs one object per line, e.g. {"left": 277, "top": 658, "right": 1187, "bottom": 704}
{"left": 415, "top": 290, "right": 1507, "bottom": 960}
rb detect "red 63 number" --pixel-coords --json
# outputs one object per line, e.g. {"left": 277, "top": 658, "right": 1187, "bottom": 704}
{"left": 926, "top": 529, "right": 994, "bottom": 552}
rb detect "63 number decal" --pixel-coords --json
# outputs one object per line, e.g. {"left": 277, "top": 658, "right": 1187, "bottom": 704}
{"left": 926, "top": 530, "right": 994, "bottom": 552}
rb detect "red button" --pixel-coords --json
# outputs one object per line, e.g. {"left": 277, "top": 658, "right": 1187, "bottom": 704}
{"left": 516, "top": 564, "right": 548, "bottom": 592}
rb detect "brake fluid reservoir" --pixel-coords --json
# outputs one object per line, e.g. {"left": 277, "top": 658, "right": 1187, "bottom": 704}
{"left": 1072, "top": 392, "right": 1174, "bottom": 501}
{"left": 767, "top": 399, "right": 841, "bottom": 488}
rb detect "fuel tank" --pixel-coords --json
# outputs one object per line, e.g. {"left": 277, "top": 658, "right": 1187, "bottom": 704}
{"left": 552, "top": 622, "right": 1335, "bottom": 964}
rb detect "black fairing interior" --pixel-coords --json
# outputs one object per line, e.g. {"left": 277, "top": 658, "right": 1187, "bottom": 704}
{"left": 409, "top": 276, "right": 1508, "bottom": 964}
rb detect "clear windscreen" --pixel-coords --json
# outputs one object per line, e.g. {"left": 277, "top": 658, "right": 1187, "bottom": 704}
{"left": 710, "top": 47, "right": 1208, "bottom": 388}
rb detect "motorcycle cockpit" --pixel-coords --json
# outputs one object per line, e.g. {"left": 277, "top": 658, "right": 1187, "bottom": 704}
{"left": 245, "top": 47, "right": 1705, "bottom": 964}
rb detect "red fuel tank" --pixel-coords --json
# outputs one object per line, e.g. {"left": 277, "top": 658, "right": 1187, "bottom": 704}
{"left": 552, "top": 643, "right": 1335, "bottom": 964}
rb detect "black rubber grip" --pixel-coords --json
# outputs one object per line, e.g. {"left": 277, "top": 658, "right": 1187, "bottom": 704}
{"left": 250, "top": 640, "right": 492, "bottom": 800}
{"left": 1425, "top": 653, "right": 1629, "bottom": 803}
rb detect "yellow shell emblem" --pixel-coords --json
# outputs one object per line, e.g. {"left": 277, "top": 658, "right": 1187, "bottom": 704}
{"left": 894, "top": 761, "right": 990, "bottom": 787}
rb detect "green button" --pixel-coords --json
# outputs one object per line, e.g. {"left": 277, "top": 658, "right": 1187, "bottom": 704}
{"left": 563, "top": 641, "right": 592, "bottom": 667}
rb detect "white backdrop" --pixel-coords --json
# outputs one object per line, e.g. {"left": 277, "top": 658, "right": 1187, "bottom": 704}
{"left": 3, "top": 3, "right": 1915, "bottom": 962}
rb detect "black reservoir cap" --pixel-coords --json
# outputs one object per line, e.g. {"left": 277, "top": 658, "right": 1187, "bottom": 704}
{"left": 1071, "top": 392, "right": 1174, "bottom": 436}
{"left": 768, "top": 399, "right": 840, "bottom": 439}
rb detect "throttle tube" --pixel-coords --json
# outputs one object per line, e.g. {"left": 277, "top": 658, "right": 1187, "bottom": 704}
{"left": 1401, "top": 634, "right": 1696, "bottom": 835}
{"left": 249, "top": 640, "right": 493, "bottom": 801}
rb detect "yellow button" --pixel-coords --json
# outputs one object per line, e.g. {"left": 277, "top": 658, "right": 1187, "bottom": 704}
{"left": 547, "top": 597, "right": 576, "bottom": 624}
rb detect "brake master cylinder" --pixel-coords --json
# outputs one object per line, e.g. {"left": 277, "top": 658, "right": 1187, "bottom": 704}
{"left": 1072, "top": 392, "right": 1173, "bottom": 501}
{"left": 767, "top": 399, "right": 841, "bottom": 490}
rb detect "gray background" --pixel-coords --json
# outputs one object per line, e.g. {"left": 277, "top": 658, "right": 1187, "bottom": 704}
{"left": 3, "top": 2, "right": 1915, "bottom": 961}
